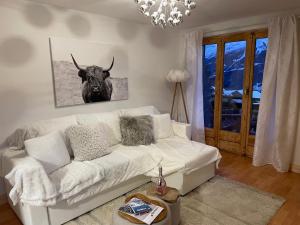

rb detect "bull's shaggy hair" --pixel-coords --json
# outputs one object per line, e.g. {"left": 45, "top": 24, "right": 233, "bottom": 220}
{"left": 120, "top": 115, "right": 155, "bottom": 146}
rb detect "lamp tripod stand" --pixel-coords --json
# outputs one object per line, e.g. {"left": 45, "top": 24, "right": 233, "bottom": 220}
{"left": 170, "top": 82, "right": 189, "bottom": 124}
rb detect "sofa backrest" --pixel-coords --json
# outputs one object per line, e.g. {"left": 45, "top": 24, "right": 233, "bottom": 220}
{"left": 119, "top": 106, "right": 160, "bottom": 116}
{"left": 76, "top": 106, "right": 160, "bottom": 145}
{"left": 28, "top": 115, "right": 78, "bottom": 136}
{"left": 6, "top": 106, "right": 160, "bottom": 150}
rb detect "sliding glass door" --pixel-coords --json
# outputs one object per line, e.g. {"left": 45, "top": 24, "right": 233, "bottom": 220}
{"left": 203, "top": 30, "right": 268, "bottom": 156}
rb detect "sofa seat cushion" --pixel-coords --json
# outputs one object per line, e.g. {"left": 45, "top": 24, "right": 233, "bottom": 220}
{"left": 50, "top": 144, "right": 162, "bottom": 203}
{"left": 146, "top": 137, "right": 221, "bottom": 177}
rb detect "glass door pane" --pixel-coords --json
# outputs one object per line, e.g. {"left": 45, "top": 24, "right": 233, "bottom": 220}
{"left": 203, "top": 44, "right": 217, "bottom": 128}
{"left": 221, "top": 41, "right": 247, "bottom": 132}
{"left": 249, "top": 38, "right": 268, "bottom": 135}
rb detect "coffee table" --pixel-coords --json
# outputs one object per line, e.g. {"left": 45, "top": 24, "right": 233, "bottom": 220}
{"left": 146, "top": 186, "right": 181, "bottom": 225}
{"left": 112, "top": 195, "right": 171, "bottom": 225}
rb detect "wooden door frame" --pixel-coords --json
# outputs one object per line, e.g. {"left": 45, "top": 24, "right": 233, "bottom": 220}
{"left": 203, "top": 29, "right": 268, "bottom": 156}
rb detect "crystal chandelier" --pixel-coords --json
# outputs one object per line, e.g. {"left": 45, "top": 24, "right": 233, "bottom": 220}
{"left": 134, "top": 0, "right": 196, "bottom": 28}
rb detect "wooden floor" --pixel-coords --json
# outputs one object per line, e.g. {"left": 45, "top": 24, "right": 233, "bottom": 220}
{"left": 0, "top": 151, "right": 300, "bottom": 225}
{"left": 217, "top": 151, "right": 300, "bottom": 225}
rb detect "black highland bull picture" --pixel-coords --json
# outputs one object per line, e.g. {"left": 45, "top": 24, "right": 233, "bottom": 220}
{"left": 71, "top": 54, "right": 114, "bottom": 103}
{"left": 50, "top": 38, "right": 128, "bottom": 107}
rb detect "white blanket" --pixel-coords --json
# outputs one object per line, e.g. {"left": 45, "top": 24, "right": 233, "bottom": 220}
{"left": 146, "top": 136, "right": 221, "bottom": 177}
{"left": 65, "top": 144, "right": 162, "bottom": 205}
{"left": 5, "top": 156, "right": 58, "bottom": 206}
{"left": 4, "top": 144, "right": 163, "bottom": 206}
{"left": 4, "top": 137, "right": 220, "bottom": 206}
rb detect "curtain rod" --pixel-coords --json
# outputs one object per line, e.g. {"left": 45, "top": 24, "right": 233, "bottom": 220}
{"left": 204, "top": 23, "right": 267, "bottom": 37}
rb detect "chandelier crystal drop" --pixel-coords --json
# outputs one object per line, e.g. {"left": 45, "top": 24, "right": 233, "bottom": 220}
{"left": 134, "top": 0, "right": 196, "bottom": 29}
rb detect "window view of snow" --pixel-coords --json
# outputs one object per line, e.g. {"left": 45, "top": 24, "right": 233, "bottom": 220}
{"left": 203, "top": 44, "right": 217, "bottom": 128}
{"left": 250, "top": 38, "right": 268, "bottom": 135}
{"left": 221, "top": 40, "right": 247, "bottom": 132}
{"left": 202, "top": 38, "right": 268, "bottom": 134}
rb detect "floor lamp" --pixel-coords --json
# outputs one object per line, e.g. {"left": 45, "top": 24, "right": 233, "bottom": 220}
{"left": 166, "top": 70, "right": 190, "bottom": 124}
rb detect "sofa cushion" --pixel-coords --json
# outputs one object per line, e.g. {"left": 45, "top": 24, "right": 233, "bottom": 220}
{"left": 7, "top": 115, "right": 78, "bottom": 155}
{"left": 152, "top": 114, "right": 174, "bottom": 140}
{"left": 119, "top": 106, "right": 160, "bottom": 116}
{"left": 120, "top": 116, "right": 155, "bottom": 146}
{"left": 76, "top": 112, "right": 120, "bottom": 145}
{"left": 29, "top": 115, "right": 78, "bottom": 136}
{"left": 24, "top": 131, "right": 71, "bottom": 174}
{"left": 65, "top": 123, "right": 112, "bottom": 161}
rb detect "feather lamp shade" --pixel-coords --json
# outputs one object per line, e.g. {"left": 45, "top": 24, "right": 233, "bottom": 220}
{"left": 166, "top": 70, "right": 190, "bottom": 83}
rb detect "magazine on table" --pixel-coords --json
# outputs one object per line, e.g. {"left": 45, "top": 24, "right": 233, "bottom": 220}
{"left": 119, "top": 197, "right": 164, "bottom": 225}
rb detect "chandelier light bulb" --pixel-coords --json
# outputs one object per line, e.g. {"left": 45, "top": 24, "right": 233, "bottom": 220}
{"left": 134, "top": 0, "right": 196, "bottom": 28}
{"left": 185, "top": 9, "right": 191, "bottom": 16}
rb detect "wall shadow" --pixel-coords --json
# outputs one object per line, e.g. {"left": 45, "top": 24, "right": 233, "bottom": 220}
{"left": 0, "top": 88, "right": 28, "bottom": 144}
{"left": 116, "top": 21, "right": 139, "bottom": 42}
{"left": 109, "top": 46, "right": 129, "bottom": 77}
{"left": 23, "top": 3, "right": 53, "bottom": 28}
{"left": 66, "top": 14, "right": 92, "bottom": 38}
{"left": 0, "top": 36, "right": 34, "bottom": 66}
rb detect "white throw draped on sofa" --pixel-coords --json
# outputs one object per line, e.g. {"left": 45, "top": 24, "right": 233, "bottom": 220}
{"left": 253, "top": 15, "right": 300, "bottom": 172}
{"left": 185, "top": 30, "right": 205, "bottom": 143}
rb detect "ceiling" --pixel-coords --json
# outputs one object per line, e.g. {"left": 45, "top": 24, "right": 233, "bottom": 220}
{"left": 27, "top": 0, "right": 300, "bottom": 28}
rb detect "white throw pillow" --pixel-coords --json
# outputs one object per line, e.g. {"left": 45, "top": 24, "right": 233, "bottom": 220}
{"left": 27, "top": 115, "right": 77, "bottom": 156}
{"left": 24, "top": 131, "right": 71, "bottom": 174}
{"left": 152, "top": 114, "right": 174, "bottom": 140}
{"left": 65, "top": 123, "right": 112, "bottom": 161}
{"left": 94, "top": 113, "right": 121, "bottom": 143}
{"left": 6, "top": 115, "right": 77, "bottom": 152}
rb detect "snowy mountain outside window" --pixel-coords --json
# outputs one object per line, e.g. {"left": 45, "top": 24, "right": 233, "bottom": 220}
{"left": 203, "top": 44, "right": 217, "bottom": 129}
{"left": 222, "top": 40, "right": 247, "bottom": 132}
{"left": 250, "top": 38, "right": 268, "bottom": 135}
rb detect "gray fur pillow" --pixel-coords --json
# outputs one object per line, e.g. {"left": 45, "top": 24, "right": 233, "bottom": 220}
{"left": 120, "top": 115, "right": 155, "bottom": 146}
{"left": 65, "top": 123, "right": 112, "bottom": 161}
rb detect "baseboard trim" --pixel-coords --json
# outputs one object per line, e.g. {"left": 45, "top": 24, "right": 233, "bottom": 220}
{"left": 291, "top": 164, "right": 300, "bottom": 173}
{"left": 0, "top": 193, "right": 7, "bottom": 205}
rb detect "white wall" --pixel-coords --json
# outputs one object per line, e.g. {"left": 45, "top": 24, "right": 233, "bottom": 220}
{"left": 0, "top": 0, "right": 181, "bottom": 144}
{"left": 0, "top": 0, "right": 180, "bottom": 195}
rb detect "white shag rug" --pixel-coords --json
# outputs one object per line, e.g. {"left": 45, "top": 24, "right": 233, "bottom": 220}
{"left": 64, "top": 176, "right": 285, "bottom": 225}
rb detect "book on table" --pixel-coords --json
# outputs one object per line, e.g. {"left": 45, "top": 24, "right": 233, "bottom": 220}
{"left": 119, "top": 197, "right": 164, "bottom": 225}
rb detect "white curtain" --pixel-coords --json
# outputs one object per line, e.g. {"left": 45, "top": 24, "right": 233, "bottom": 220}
{"left": 184, "top": 30, "right": 205, "bottom": 143}
{"left": 253, "top": 15, "right": 300, "bottom": 172}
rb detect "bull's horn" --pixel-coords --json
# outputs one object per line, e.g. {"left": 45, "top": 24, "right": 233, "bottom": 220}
{"left": 71, "top": 54, "right": 84, "bottom": 70}
{"left": 105, "top": 57, "right": 114, "bottom": 72}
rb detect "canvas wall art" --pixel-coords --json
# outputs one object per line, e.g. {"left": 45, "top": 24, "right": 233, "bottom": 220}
{"left": 50, "top": 38, "right": 128, "bottom": 107}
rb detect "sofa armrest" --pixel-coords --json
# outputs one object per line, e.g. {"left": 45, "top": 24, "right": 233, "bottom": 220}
{"left": 172, "top": 121, "right": 191, "bottom": 140}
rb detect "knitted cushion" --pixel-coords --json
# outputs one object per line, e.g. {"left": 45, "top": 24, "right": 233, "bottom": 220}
{"left": 66, "top": 123, "right": 112, "bottom": 161}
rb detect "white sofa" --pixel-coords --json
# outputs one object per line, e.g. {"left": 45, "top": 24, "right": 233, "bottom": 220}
{"left": 1, "top": 106, "right": 220, "bottom": 225}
